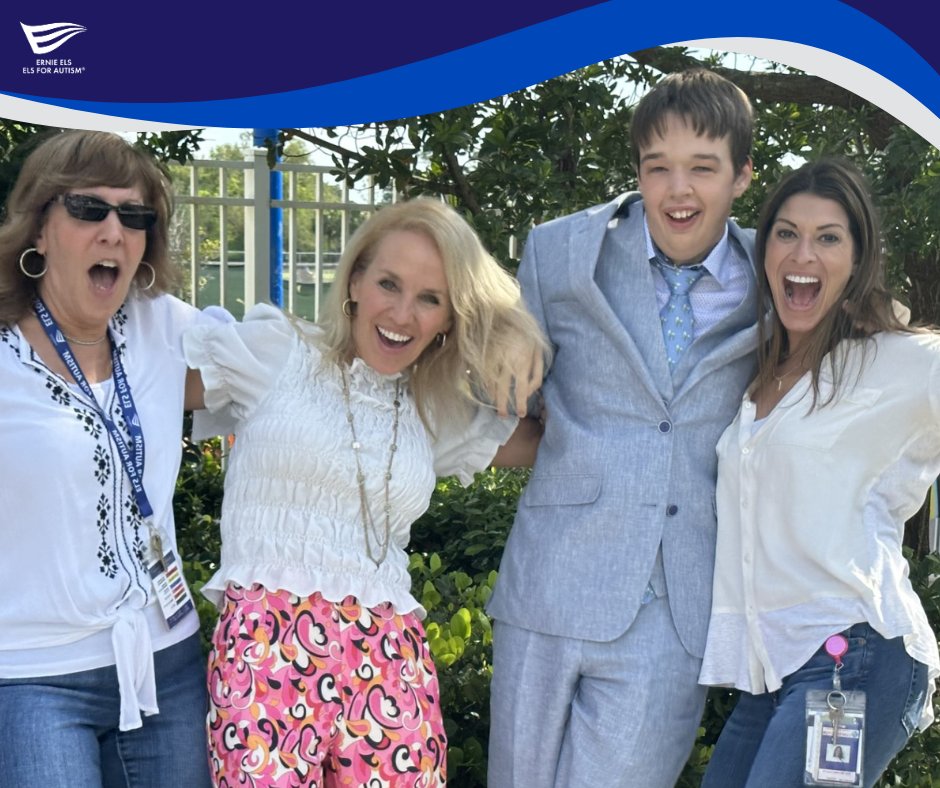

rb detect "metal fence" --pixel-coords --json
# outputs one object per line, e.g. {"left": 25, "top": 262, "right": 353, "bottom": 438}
{"left": 171, "top": 148, "right": 395, "bottom": 321}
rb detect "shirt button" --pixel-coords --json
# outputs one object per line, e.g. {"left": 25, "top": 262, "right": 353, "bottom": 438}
{"left": 742, "top": 447, "right": 750, "bottom": 455}
{"left": 666, "top": 504, "right": 679, "bottom": 516}
{"left": 658, "top": 420, "right": 672, "bottom": 433}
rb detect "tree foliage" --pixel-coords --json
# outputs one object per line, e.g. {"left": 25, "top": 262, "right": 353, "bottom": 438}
{"left": 0, "top": 125, "right": 205, "bottom": 214}
{"left": 278, "top": 47, "right": 940, "bottom": 325}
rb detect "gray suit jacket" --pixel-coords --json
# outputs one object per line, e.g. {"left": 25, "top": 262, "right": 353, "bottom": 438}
{"left": 487, "top": 193, "right": 760, "bottom": 657}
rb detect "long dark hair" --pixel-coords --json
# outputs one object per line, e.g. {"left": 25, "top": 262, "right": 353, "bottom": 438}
{"left": 755, "top": 157, "right": 908, "bottom": 405}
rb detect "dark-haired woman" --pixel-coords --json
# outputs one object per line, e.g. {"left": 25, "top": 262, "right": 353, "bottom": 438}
{"left": 700, "top": 158, "right": 939, "bottom": 787}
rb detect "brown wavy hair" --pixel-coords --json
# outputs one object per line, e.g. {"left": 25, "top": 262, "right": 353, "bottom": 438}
{"left": 0, "top": 130, "right": 176, "bottom": 325}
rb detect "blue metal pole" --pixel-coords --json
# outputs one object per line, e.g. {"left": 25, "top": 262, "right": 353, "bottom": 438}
{"left": 253, "top": 128, "right": 283, "bottom": 307}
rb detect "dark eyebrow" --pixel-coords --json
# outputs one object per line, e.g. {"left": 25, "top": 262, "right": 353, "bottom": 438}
{"left": 639, "top": 152, "right": 722, "bottom": 165}
{"left": 691, "top": 153, "right": 721, "bottom": 164}
{"left": 774, "top": 217, "right": 846, "bottom": 231}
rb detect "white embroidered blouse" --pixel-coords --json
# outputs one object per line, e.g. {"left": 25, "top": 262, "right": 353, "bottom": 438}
{"left": 183, "top": 303, "right": 516, "bottom": 616}
{"left": 0, "top": 294, "right": 202, "bottom": 731}
{"left": 700, "top": 331, "right": 940, "bottom": 729}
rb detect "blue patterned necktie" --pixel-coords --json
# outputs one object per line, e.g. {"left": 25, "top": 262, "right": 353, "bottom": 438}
{"left": 653, "top": 259, "right": 705, "bottom": 371}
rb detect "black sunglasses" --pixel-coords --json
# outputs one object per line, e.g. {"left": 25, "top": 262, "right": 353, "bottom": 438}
{"left": 58, "top": 193, "right": 157, "bottom": 231}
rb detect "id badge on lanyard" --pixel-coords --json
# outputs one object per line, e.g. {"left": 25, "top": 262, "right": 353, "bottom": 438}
{"left": 804, "top": 634, "right": 866, "bottom": 786}
{"left": 34, "top": 297, "right": 195, "bottom": 628}
{"left": 146, "top": 523, "right": 195, "bottom": 628}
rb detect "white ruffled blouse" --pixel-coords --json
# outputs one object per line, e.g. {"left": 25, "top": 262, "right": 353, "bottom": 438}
{"left": 183, "top": 303, "right": 516, "bottom": 616}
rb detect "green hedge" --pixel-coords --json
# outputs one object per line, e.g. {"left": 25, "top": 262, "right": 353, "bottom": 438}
{"left": 175, "top": 440, "right": 940, "bottom": 786}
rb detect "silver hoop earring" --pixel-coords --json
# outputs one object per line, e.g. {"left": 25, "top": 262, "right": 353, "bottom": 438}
{"left": 18, "top": 248, "right": 46, "bottom": 279}
{"left": 436, "top": 332, "right": 447, "bottom": 348}
{"left": 137, "top": 261, "right": 156, "bottom": 291}
{"left": 342, "top": 298, "right": 356, "bottom": 318}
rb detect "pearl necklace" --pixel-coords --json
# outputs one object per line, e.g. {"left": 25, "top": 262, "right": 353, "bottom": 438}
{"left": 340, "top": 367, "right": 401, "bottom": 567}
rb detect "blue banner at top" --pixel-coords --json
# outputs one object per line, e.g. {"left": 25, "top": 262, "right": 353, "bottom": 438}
{"left": 0, "top": 0, "right": 935, "bottom": 134}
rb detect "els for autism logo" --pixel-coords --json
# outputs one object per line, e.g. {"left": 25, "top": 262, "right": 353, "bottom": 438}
{"left": 20, "top": 21, "right": 87, "bottom": 75}
{"left": 21, "top": 22, "right": 86, "bottom": 55}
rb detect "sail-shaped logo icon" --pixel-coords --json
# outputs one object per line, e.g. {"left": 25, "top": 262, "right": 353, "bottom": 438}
{"left": 20, "top": 22, "right": 87, "bottom": 55}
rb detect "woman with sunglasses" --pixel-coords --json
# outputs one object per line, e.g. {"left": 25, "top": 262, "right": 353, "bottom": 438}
{"left": 0, "top": 131, "right": 211, "bottom": 787}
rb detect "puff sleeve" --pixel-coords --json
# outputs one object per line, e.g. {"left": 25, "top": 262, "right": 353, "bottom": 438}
{"left": 431, "top": 405, "right": 518, "bottom": 485}
{"left": 183, "top": 303, "right": 297, "bottom": 437}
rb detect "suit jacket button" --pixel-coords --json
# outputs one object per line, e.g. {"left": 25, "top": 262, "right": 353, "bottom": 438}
{"left": 666, "top": 504, "right": 679, "bottom": 516}
{"left": 658, "top": 420, "right": 672, "bottom": 433}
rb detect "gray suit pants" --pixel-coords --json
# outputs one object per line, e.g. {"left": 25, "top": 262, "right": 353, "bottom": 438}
{"left": 488, "top": 592, "right": 706, "bottom": 787}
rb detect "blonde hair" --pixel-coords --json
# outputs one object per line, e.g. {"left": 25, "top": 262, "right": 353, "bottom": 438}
{"left": 0, "top": 130, "right": 176, "bottom": 325}
{"left": 318, "top": 198, "right": 549, "bottom": 430}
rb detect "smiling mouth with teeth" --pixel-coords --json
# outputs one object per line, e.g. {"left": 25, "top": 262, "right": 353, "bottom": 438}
{"left": 377, "top": 325, "right": 413, "bottom": 347}
{"left": 667, "top": 209, "right": 698, "bottom": 222}
{"left": 783, "top": 274, "right": 821, "bottom": 307}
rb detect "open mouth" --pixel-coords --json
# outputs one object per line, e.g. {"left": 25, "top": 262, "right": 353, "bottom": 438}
{"left": 377, "top": 325, "right": 413, "bottom": 349}
{"left": 666, "top": 209, "right": 700, "bottom": 226}
{"left": 783, "top": 274, "right": 821, "bottom": 308}
{"left": 89, "top": 261, "right": 119, "bottom": 291}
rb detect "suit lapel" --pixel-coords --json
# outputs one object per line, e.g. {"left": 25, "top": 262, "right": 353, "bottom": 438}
{"left": 569, "top": 194, "right": 672, "bottom": 398}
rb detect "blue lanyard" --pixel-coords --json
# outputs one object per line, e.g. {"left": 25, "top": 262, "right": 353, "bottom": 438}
{"left": 33, "top": 297, "right": 152, "bottom": 519}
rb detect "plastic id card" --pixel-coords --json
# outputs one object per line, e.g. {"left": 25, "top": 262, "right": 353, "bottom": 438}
{"left": 804, "top": 688, "right": 866, "bottom": 786}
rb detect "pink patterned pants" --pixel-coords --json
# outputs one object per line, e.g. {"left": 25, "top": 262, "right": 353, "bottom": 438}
{"left": 207, "top": 585, "right": 446, "bottom": 787}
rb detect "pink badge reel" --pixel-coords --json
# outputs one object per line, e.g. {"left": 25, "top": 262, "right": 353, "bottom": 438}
{"left": 825, "top": 634, "right": 849, "bottom": 667}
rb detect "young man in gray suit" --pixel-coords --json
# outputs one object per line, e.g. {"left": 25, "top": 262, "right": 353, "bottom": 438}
{"left": 487, "top": 69, "right": 759, "bottom": 787}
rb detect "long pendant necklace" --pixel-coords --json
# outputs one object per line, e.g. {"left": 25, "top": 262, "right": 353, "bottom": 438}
{"left": 340, "top": 367, "right": 401, "bottom": 567}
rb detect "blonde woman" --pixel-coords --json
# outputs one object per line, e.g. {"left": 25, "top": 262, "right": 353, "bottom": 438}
{"left": 184, "top": 198, "right": 548, "bottom": 787}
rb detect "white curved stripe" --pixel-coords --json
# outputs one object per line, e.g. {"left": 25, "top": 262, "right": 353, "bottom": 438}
{"left": 0, "top": 92, "right": 194, "bottom": 132}
{"left": 28, "top": 31, "right": 85, "bottom": 55}
{"left": 680, "top": 38, "right": 940, "bottom": 150}
{"left": 20, "top": 22, "right": 86, "bottom": 33}
{"left": 0, "top": 36, "right": 937, "bottom": 138}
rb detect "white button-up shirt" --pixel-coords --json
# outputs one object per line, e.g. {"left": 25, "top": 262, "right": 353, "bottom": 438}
{"left": 700, "top": 331, "right": 940, "bottom": 730}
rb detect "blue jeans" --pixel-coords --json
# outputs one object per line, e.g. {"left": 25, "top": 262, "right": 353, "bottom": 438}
{"left": 0, "top": 632, "right": 211, "bottom": 788}
{"left": 702, "top": 623, "right": 928, "bottom": 788}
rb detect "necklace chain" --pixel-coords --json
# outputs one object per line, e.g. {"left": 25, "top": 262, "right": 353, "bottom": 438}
{"left": 771, "top": 369, "right": 796, "bottom": 391}
{"left": 772, "top": 364, "right": 800, "bottom": 392}
{"left": 62, "top": 331, "right": 108, "bottom": 346}
{"left": 340, "top": 367, "right": 401, "bottom": 567}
